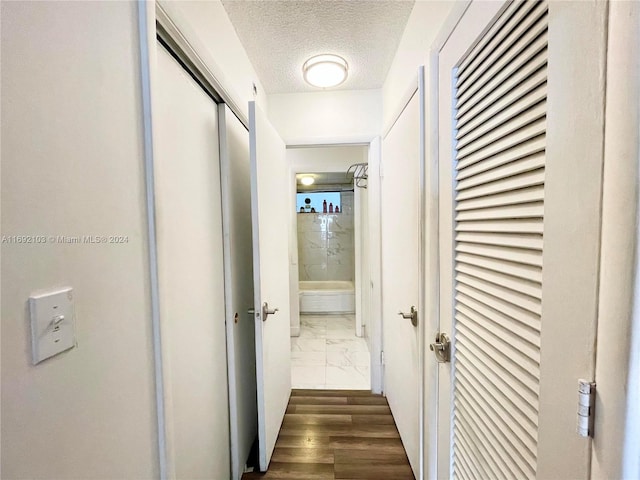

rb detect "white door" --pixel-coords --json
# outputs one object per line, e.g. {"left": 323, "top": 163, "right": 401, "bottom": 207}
{"left": 248, "top": 101, "right": 292, "bottom": 471}
{"left": 381, "top": 80, "right": 423, "bottom": 477}
{"left": 434, "top": 1, "right": 605, "bottom": 478}
{"left": 154, "top": 43, "right": 230, "bottom": 479}
{"left": 219, "top": 104, "right": 257, "bottom": 480}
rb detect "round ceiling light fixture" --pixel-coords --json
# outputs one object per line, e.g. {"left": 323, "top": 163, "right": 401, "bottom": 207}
{"left": 300, "top": 176, "right": 315, "bottom": 186}
{"left": 302, "top": 54, "right": 348, "bottom": 88}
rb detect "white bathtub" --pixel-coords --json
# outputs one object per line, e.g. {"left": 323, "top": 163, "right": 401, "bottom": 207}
{"left": 299, "top": 280, "right": 355, "bottom": 314}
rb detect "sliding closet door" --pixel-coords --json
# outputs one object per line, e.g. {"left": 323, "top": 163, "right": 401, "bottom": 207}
{"left": 434, "top": 1, "right": 606, "bottom": 478}
{"left": 154, "top": 44, "right": 229, "bottom": 479}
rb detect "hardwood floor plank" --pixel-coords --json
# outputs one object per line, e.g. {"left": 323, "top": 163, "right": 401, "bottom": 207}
{"left": 351, "top": 414, "right": 395, "bottom": 425}
{"left": 290, "top": 396, "right": 348, "bottom": 405}
{"left": 283, "top": 414, "right": 352, "bottom": 426}
{"left": 346, "top": 396, "right": 388, "bottom": 405}
{"left": 275, "top": 434, "right": 331, "bottom": 448}
{"left": 334, "top": 463, "right": 414, "bottom": 479}
{"left": 243, "top": 462, "right": 334, "bottom": 479}
{"left": 271, "top": 447, "right": 334, "bottom": 464}
{"left": 334, "top": 449, "right": 411, "bottom": 465}
{"left": 291, "top": 404, "right": 391, "bottom": 415}
{"left": 291, "top": 389, "right": 374, "bottom": 397}
{"left": 328, "top": 436, "right": 407, "bottom": 453}
{"left": 242, "top": 390, "right": 413, "bottom": 480}
{"left": 280, "top": 424, "right": 400, "bottom": 438}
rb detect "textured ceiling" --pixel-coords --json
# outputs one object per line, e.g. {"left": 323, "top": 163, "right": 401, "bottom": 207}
{"left": 221, "top": 0, "right": 415, "bottom": 94}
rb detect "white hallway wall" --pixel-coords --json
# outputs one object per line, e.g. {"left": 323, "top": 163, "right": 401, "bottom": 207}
{"left": 593, "top": 1, "right": 640, "bottom": 478}
{"left": 382, "top": 1, "right": 456, "bottom": 130}
{"left": 1, "top": 0, "right": 264, "bottom": 478}
{"left": 1, "top": 2, "right": 158, "bottom": 478}
{"left": 268, "top": 89, "right": 382, "bottom": 145}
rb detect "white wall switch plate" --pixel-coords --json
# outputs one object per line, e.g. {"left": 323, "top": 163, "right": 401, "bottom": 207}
{"left": 29, "top": 287, "right": 76, "bottom": 364}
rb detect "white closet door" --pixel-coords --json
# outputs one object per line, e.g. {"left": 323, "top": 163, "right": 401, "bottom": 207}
{"left": 435, "top": 1, "right": 606, "bottom": 478}
{"left": 248, "top": 101, "right": 292, "bottom": 471}
{"left": 154, "top": 44, "right": 229, "bottom": 479}
{"left": 219, "top": 104, "right": 257, "bottom": 480}
{"left": 381, "top": 88, "right": 422, "bottom": 478}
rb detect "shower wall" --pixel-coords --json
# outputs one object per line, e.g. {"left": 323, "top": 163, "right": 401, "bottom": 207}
{"left": 298, "top": 192, "right": 354, "bottom": 281}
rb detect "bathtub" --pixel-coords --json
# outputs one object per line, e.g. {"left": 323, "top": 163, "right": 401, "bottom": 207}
{"left": 299, "top": 280, "right": 355, "bottom": 314}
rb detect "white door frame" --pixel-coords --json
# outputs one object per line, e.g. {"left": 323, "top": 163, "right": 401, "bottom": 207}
{"left": 423, "top": 5, "right": 472, "bottom": 478}
{"left": 287, "top": 140, "right": 383, "bottom": 394}
{"left": 289, "top": 146, "right": 367, "bottom": 335}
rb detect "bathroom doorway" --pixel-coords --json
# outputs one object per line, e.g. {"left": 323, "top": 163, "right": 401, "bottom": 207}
{"left": 287, "top": 146, "right": 371, "bottom": 390}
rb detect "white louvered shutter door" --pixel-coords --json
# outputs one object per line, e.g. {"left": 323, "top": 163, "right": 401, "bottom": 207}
{"left": 451, "top": 1, "right": 548, "bottom": 479}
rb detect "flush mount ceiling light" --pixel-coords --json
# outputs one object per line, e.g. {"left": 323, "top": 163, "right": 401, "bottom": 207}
{"left": 302, "top": 54, "right": 348, "bottom": 88}
{"left": 300, "top": 176, "right": 315, "bottom": 186}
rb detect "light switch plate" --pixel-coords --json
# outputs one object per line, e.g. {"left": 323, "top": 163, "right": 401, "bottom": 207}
{"left": 29, "top": 287, "right": 76, "bottom": 364}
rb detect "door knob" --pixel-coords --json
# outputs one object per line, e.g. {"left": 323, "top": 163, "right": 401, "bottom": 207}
{"left": 429, "top": 332, "right": 451, "bottom": 363}
{"left": 248, "top": 302, "right": 279, "bottom": 322}
{"left": 262, "top": 302, "right": 279, "bottom": 320}
{"left": 398, "top": 306, "right": 418, "bottom": 327}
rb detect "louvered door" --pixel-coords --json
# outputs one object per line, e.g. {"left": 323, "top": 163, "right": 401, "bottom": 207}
{"left": 437, "top": 1, "right": 549, "bottom": 478}
{"left": 452, "top": 2, "right": 547, "bottom": 478}
{"left": 434, "top": 1, "right": 606, "bottom": 478}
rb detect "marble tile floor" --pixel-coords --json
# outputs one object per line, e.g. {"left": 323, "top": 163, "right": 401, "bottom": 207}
{"left": 291, "top": 314, "right": 371, "bottom": 390}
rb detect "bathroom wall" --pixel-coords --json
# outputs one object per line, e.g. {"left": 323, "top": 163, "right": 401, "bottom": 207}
{"left": 298, "top": 193, "right": 354, "bottom": 282}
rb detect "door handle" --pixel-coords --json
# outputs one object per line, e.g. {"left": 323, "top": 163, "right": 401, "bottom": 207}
{"left": 248, "top": 302, "right": 279, "bottom": 322}
{"left": 262, "top": 302, "right": 279, "bottom": 320}
{"left": 429, "top": 332, "right": 451, "bottom": 363}
{"left": 398, "top": 306, "right": 418, "bottom": 327}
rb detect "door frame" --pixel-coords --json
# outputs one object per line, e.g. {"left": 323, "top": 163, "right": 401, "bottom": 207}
{"left": 423, "top": 4, "right": 472, "bottom": 478}
{"left": 288, "top": 145, "right": 368, "bottom": 337}
{"left": 286, "top": 140, "right": 384, "bottom": 394}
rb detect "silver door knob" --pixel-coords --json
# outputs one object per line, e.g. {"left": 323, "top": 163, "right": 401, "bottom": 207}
{"left": 429, "top": 332, "right": 451, "bottom": 363}
{"left": 398, "top": 306, "right": 418, "bottom": 327}
{"left": 248, "top": 302, "right": 279, "bottom": 322}
{"left": 262, "top": 302, "right": 279, "bottom": 321}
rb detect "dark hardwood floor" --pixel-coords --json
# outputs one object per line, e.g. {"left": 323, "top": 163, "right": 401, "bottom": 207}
{"left": 242, "top": 389, "right": 415, "bottom": 480}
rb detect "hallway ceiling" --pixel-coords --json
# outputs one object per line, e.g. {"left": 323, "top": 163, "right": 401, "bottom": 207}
{"left": 296, "top": 172, "right": 353, "bottom": 186}
{"left": 221, "top": 0, "right": 415, "bottom": 94}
